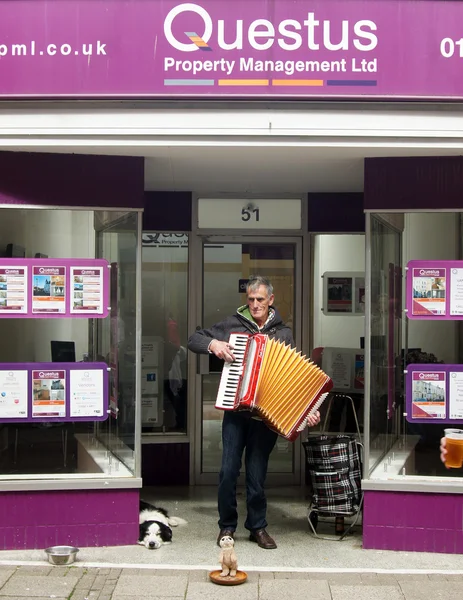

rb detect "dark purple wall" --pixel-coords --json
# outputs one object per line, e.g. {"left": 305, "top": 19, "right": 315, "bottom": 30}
{"left": 0, "top": 489, "right": 139, "bottom": 549}
{"left": 308, "top": 193, "right": 364, "bottom": 233}
{"left": 0, "top": 151, "right": 144, "bottom": 209}
{"left": 363, "top": 490, "right": 463, "bottom": 553}
{"left": 364, "top": 156, "right": 463, "bottom": 211}
{"left": 143, "top": 192, "right": 192, "bottom": 231}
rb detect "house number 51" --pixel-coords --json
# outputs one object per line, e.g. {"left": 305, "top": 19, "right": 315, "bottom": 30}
{"left": 241, "top": 207, "right": 260, "bottom": 222}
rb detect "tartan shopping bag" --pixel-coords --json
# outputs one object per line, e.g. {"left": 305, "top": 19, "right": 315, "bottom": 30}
{"left": 302, "top": 434, "right": 362, "bottom": 516}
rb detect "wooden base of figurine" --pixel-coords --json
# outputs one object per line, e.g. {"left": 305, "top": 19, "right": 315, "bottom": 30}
{"left": 209, "top": 570, "right": 248, "bottom": 586}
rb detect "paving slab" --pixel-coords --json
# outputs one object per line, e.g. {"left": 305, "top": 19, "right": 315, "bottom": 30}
{"left": 331, "top": 585, "right": 406, "bottom": 600}
{"left": 399, "top": 580, "right": 462, "bottom": 600}
{"left": 259, "top": 579, "right": 331, "bottom": 600}
{"left": 113, "top": 574, "right": 188, "bottom": 598}
{"left": 0, "top": 574, "right": 79, "bottom": 597}
{"left": 186, "top": 580, "right": 259, "bottom": 600}
{"left": 0, "top": 568, "right": 15, "bottom": 587}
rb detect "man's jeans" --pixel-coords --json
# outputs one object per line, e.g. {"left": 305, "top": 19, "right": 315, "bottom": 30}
{"left": 218, "top": 410, "right": 278, "bottom": 532}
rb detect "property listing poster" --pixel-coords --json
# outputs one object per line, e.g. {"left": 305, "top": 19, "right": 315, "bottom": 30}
{"left": 449, "top": 372, "right": 463, "bottom": 420}
{"left": 32, "top": 369, "right": 66, "bottom": 418}
{"left": 411, "top": 371, "right": 446, "bottom": 419}
{"left": 32, "top": 266, "right": 66, "bottom": 314}
{"left": 69, "top": 369, "right": 104, "bottom": 418}
{"left": 450, "top": 268, "right": 463, "bottom": 316}
{"left": 411, "top": 268, "right": 446, "bottom": 317}
{"left": 0, "top": 266, "right": 27, "bottom": 314}
{"left": 70, "top": 266, "right": 104, "bottom": 314}
{"left": 0, "top": 370, "right": 28, "bottom": 419}
{"left": 327, "top": 277, "right": 353, "bottom": 313}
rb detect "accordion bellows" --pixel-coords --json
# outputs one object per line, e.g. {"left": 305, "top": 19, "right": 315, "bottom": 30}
{"left": 215, "top": 333, "right": 333, "bottom": 441}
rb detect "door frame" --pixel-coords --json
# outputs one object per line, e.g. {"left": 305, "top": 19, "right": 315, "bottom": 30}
{"left": 188, "top": 233, "right": 305, "bottom": 486}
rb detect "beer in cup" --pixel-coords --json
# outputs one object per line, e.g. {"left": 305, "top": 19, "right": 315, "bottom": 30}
{"left": 444, "top": 428, "right": 463, "bottom": 468}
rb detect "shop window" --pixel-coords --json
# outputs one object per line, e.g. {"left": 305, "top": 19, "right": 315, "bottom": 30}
{"left": 140, "top": 233, "right": 188, "bottom": 435}
{"left": 367, "top": 212, "right": 463, "bottom": 482}
{"left": 0, "top": 208, "right": 139, "bottom": 480}
{"left": 311, "top": 234, "right": 365, "bottom": 436}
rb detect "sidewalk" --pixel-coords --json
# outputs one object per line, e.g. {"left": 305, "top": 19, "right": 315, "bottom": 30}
{"left": 0, "top": 564, "right": 460, "bottom": 600}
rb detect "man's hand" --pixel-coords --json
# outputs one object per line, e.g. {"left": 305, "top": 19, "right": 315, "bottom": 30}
{"left": 440, "top": 437, "right": 448, "bottom": 467}
{"left": 209, "top": 340, "right": 235, "bottom": 363}
{"left": 306, "top": 410, "right": 320, "bottom": 428}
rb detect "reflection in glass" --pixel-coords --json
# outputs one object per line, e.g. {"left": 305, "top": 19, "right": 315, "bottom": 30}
{"left": 140, "top": 233, "right": 188, "bottom": 435}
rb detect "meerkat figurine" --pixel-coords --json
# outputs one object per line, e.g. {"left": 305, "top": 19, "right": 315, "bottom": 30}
{"left": 218, "top": 535, "right": 238, "bottom": 578}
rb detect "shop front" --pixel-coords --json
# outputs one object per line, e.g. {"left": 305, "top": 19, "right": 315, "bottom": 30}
{"left": 1, "top": 0, "right": 463, "bottom": 554}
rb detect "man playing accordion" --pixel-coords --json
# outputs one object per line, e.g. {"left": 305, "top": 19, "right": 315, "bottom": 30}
{"left": 188, "top": 275, "right": 320, "bottom": 549}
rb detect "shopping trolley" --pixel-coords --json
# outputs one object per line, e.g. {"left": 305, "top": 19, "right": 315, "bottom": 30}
{"left": 302, "top": 394, "right": 363, "bottom": 541}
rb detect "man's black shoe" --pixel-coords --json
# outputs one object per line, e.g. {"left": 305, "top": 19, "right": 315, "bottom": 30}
{"left": 249, "top": 528, "right": 277, "bottom": 549}
{"left": 217, "top": 529, "right": 235, "bottom": 547}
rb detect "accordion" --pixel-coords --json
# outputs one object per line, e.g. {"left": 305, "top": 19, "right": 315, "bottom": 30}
{"left": 215, "top": 332, "right": 333, "bottom": 441}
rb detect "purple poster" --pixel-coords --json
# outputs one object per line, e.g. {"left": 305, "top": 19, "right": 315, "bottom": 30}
{"left": 409, "top": 369, "right": 446, "bottom": 421}
{"left": 405, "top": 261, "right": 463, "bottom": 320}
{"left": 405, "top": 364, "right": 463, "bottom": 424}
{"left": 0, "top": 362, "right": 109, "bottom": 423}
{"left": 0, "top": 259, "right": 110, "bottom": 319}
{"left": 3, "top": 1, "right": 463, "bottom": 99}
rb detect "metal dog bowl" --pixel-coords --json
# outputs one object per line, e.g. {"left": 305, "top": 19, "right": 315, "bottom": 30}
{"left": 44, "top": 545, "right": 79, "bottom": 566}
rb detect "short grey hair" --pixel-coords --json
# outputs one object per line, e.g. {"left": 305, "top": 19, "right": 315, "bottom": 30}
{"left": 246, "top": 275, "right": 273, "bottom": 298}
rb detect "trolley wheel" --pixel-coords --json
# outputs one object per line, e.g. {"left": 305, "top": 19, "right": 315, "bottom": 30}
{"left": 308, "top": 511, "right": 319, "bottom": 531}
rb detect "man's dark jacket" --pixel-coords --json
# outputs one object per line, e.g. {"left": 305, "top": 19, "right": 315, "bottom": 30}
{"left": 187, "top": 306, "right": 294, "bottom": 354}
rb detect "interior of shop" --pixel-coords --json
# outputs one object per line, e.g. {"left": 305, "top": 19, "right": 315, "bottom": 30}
{"left": 0, "top": 207, "right": 138, "bottom": 478}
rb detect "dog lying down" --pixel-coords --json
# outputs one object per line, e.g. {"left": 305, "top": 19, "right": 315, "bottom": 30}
{"left": 138, "top": 500, "right": 188, "bottom": 549}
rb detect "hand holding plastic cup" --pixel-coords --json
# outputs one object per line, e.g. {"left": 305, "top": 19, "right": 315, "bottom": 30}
{"left": 443, "top": 429, "right": 463, "bottom": 468}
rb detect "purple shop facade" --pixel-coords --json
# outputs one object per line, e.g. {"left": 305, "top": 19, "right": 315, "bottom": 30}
{"left": 1, "top": 0, "right": 463, "bottom": 555}
{"left": 0, "top": 0, "right": 463, "bottom": 99}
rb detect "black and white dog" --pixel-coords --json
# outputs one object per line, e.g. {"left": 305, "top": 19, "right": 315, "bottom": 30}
{"left": 138, "top": 500, "right": 187, "bottom": 549}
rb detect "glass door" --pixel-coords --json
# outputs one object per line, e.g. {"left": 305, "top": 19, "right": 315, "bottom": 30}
{"left": 194, "top": 236, "right": 302, "bottom": 485}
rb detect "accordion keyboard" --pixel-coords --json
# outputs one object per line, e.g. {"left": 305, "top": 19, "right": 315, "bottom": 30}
{"left": 215, "top": 333, "right": 250, "bottom": 410}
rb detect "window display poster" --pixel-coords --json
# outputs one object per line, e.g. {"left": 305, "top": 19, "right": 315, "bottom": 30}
{"left": 354, "top": 354, "right": 364, "bottom": 390}
{"left": 141, "top": 336, "right": 161, "bottom": 426}
{"left": 324, "top": 349, "right": 352, "bottom": 390}
{"left": 327, "top": 277, "right": 352, "bottom": 313}
{"left": 411, "top": 371, "right": 446, "bottom": 419}
{"left": 449, "top": 371, "right": 463, "bottom": 420}
{"left": 69, "top": 369, "right": 104, "bottom": 418}
{"left": 70, "top": 266, "right": 104, "bottom": 314}
{"left": 32, "top": 266, "right": 66, "bottom": 314}
{"left": 411, "top": 267, "right": 446, "bottom": 316}
{"left": 450, "top": 267, "right": 463, "bottom": 316}
{"left": 0, "top": 370, "right": 28, "bottom": 419}
{"left": 354, "top": 278, "right": 366, "bottom": 314}
{"left": 0, "top": 266, "right": 27, "bottom": 314}
{"left": 32, "top": 369, "right": 66, "bottom": 418}
{"left": 141, "top": 368, "right": 159, "bottom": 425}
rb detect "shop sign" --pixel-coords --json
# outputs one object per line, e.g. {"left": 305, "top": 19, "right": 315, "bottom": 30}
{"left": 0, "top": 258, "right": 110, "bottom": 318}
{"left": 406, "top": 260, "right": 463, "bottom": 320}
{"left": 198, "top": 198, "right": 301, "bottom": 229}
{"left": 2, "top": 0, "right": 463, "bottom": 99}
{"left": 142, "top": 233, "right": 189, "bottom": 248}
{"left": 405, "top": 364, "right": 463, "bottom": 424}
{"left": 0, "top": 362, "right": 109, "bottom": 423}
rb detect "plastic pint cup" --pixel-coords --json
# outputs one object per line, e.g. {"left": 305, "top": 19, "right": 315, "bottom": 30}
{"left": 444, "top": 429, "right": 463, "bottom": 468}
